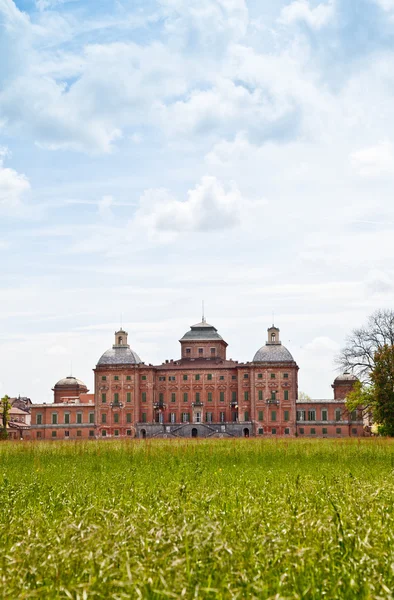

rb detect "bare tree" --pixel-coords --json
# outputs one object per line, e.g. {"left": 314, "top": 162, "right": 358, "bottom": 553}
{"left": 336, "top": 309, "right": 394, "bottom": 381}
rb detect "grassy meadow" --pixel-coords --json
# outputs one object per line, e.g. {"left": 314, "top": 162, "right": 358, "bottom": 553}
{"left": 1, "top": 439, "right": 394, "bottom": 599}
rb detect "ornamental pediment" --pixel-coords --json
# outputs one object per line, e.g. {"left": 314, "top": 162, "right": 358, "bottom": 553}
{"left": 205, "top": 385, "right": 215, "bottom": 391}
{"left": 218, "top": 385, "right": 227, "bottom": 390}
{"left": 193, "top": 385, "right": 203, "bottom": 391}
{"left": 168, "top": 385, "right": 178, "bottom": 391}
{"left": 111, "top": 384, "right": 122, "bottom": 391}
{"left": 180, "top": 385, "right": 191, "bottom": 391}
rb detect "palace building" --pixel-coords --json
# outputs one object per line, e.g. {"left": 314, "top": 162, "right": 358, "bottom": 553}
{"left": 29, "top": 320, "right": 365, "bottom": 440}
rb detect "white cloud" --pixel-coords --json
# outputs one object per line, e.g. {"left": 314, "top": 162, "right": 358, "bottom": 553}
{"left": 139, "top": 176, "right": 242, "bottom": 232}
{"left": 279, "top": 0, "right": 335, "bottom": 30}
{"left": 374, "top": 0, "right": 394, "bottom": 11}
{"left": 0, "top": 147, "right": 30, "bottom": 212}
{"left": 350, "top": 141, "right": 394, "bottom": 177}
{"left": 98, "top": 195, "right": 114, "bottom": 220}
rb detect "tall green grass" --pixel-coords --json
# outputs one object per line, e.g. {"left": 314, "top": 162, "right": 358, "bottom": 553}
{"left": 1, "top": 439, "right": 394, "bottom": 599}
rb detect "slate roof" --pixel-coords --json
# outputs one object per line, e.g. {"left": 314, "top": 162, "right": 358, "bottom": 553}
{"left": 180, "top": 321, "right": 224, "bottom": 342}
{"left": 97, "top": 346, "right": 142, "bottom": 366}
{"left": 253, "top": 344, "right": 294, "bottom": 363}
{"left": 54, "top": 377, "right": 87, "bottom": 388}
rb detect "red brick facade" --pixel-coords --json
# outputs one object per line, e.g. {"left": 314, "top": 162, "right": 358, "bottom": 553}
{"left": 29, "top": 322, "right": 365, "bottom": 440}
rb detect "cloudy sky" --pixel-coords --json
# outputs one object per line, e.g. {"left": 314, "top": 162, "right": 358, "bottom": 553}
{"left": 1, "top": 0, "right": 393, "bottom": 403}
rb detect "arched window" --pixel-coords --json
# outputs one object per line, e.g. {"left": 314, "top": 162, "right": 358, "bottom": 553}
{"left": 271, "top": 333, "right": 276, "bottom": 342}
{"left": 118, "top": 337, "right": 123, "bottom": 345}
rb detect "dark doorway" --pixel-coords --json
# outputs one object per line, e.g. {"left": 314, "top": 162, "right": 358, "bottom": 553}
{"left": 243, "top": 428, "right": 250, "bottom": 438}
{"left": 141, "top": 429, "right": 146, "bottom": 439}
{"left": 191, "top": 428, "right": 198, "bottom": 438}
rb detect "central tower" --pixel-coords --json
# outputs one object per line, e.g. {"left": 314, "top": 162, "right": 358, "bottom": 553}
{"left": 179, "top": 318, "right": 228, "bottom": 361}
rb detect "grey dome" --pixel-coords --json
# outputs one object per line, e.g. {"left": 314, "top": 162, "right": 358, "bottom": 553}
{"left": 54, "top": 376, "right": 87, "bottom": 388}
{"left": 180, "top": 321, "right": 224, "bottom": 342}
{"left": 334, "top": 372, "right": 358, "bottom": 382}
{"left": 253, "top": 344, "right": 294, "bottom": 363}
{"left": 97, "top": 346, "right": 142, "bottom": 366}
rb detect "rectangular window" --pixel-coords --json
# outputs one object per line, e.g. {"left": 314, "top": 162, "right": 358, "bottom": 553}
{"left": 308, "top": 410, "right": 316, "bottom": 421}
{"left": 89, "top": 412, "right": 94, "bottom": 424}
{"left": 206, "top": 412, "right": 213, "bottom": 423}
{"left": 52, "top": 431, "right": 57, "bottom": 438}
{"left": 351, "top": 410, "right": 357, "bottom": 421}
{"left": 36, "top": 414, "right": 42, "bottom": 425}
{"left": 258, "top": 373, "right": 263, "bottom": 379}
{"left": 169, "top": 376, "right": 175, "bottom": 382}
{"left": 182, "top": 413, "right": 190, "bottom": 423}
{"left": 102, "top": 430, "right": 107, "bottom": 437}
{"left": 126, "top": 413, "right": 132, "bottom": 423}
{"left": 114, "top": 375, "right": 119, "bottom": 381}
{"left": 310, "top": 428, "right": 316, "bottom": 435}
{"left": 271, "top": 391, "right": 276, "bottom": 401}
{"left": 336, "top": 427, "right": 342, "bottom": 434}
{"left": 141, "top": 375, "right": 147, "bottom": 381}
{"left": 208, "top": 392, "right": 212, "bottom": 402}
{"left": 52, "top": 413, "right": 57, "bottom": 425}
{"left": 195, "top": 374, "right": 200, "bottom": 381}
{"left": 171, "top": 393, "right": 176, "bottom": 403}
{"left": 270, "top": 373, "right": 275, "bottom": 379}
{"left": 322, "top": 409, "right": 328, "bottom": 421}
{"left": 271, "top": 410, "right": 276, "bottom": 422}
{"left": 258, "top": 427, "right": 264, "bottom": 434}
{"left": 283, "top": 373, "right": 289, "bottom": 379}
{"left": 244, "top": 373, "right": 249, "bottom": 379}
{"left": 244, "top": 411, "right": 249, "bottom": 421}
{"left": 89, "top": 430, "right": 94, "bottom": 437}
{"left": 195, "top": 412, "right": 202, "bottom": 423}
{"left": 64, "top": 413, "right": 70, "bottom": 424}
{"left": 299, "top": 427, "right": 304, "bottom": 434}
{"left": 114, "top": 413, "right": 119, "bottom": 424}
{"left": 126, "top": 376, "right": 131, "bottom": 381}
{"left": 65, "top": 431, "right": 70, "bottom": 437}
{"left": 232, "top": 375, "right": 236, "bottom": 380}
{"left": 232, "top": 391, "right": 237, "bottom": 402}
{"left": 183, "top": 392, "right": 188, "bottom": 403}
{"left": 114, "top": 393, "right": 119, "bottom": 403}
{"left": 297, "top": 410, "right": 306, "bottom": 421}
{"left": 77, "top": 430, "right": 82, "bottom": 437}
{"left": 101, "top": 375, "right": 106, "bottom": 381}
{"left": 198, "top": 348, "right": 203, "bottom": 355}
{"left": 272, "top": 428, "right": 277, "bottom": 434}
{"left": 258, "top": 410, "right": 264, "bottom": 421}
{"left": 220, "top": 411, "right": 225, "bottom": 423}
{"left": 219, "top": 375, "right": 224, "bottom": 380}
{"left": 186, "top": 348, "right": 191, "bottom": 354}
{"left": 77, "top": 413, "right": 82, "bottom": 424}
{"left": 352, "top": 428, "right": 357, "bottom": 435}
{"left": 159, "top": 393, "right": 164, "bottom": 403}
{"left": 195, "top": 392, "right": 200, "bottom": 403}
{"left": 142, "top": 413, "right": 147, "bottom": 423}
{"left": 284, "top": 390, "right": 289, "bottom": 401}
{"left": 126, "top": 429, "right": 132, "bottom": 436}
{"left": 114, "top": 430, "right": 119, "bottom": 437}
{"left": 322, "top": 428, "right": 328, "bottom": 435}
{"left": 210, "top": 348, "right": 216, "bottom": 355}
{"left": 220, "top": 392, "right": 224, "bottom": 402}
{"left": 159, "top": 376, "right": 165, "bottom": 381}
{"left": 142, "top": 392, "right": 146, "bottom": 403}
{"left": 284, "top": 410, "right": 289, "bottom": 421}
{"left": 335, "top": 409, "right": 341, "bottom": 421}
{"left": 170, "top": 413, "right": 176, "bottom": 423}
{"left": 183, "top": 374, "right": 188, "bottom": 380}
{"left": 258, "top": 390, "right": 263, "bottom": 401}
{"left": 102, "top": 414, "right": 107, "bottom": 424}
{"left": 101, "top": 393, "right": 106, "bottom": 403}
{"left": 244, "top": 391, "right": 249, "bottom": 401}
{"left": 127, "top": 392, "right": 131, "bottom": 403}
{"left": 285, "top": 428, "right": 290, "bottom": 435}
{"left": 207, "top": 374, "right": 212, "bottom": 380}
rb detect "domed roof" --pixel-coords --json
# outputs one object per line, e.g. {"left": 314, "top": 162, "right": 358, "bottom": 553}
{"left": 180, "top": 320, "right": 224, "bottom": 342}
{"left": 97, "top": 346, "right": 142, "bottom": 366}
{"left": 334, "top": 372, "right": 358, "bottom": 382}
{"left": 54, "top": 376, "right": 87, "bottom": 388}
{"left": 253, "top": 344, "right": 294, "bottom": 363}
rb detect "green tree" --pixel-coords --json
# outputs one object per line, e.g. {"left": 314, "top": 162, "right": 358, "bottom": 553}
{"left": 371, "top": 345, "right": 394, "bottom": 436}
{"left": 0, "top": 395, "right": 11, "bottom": 440}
